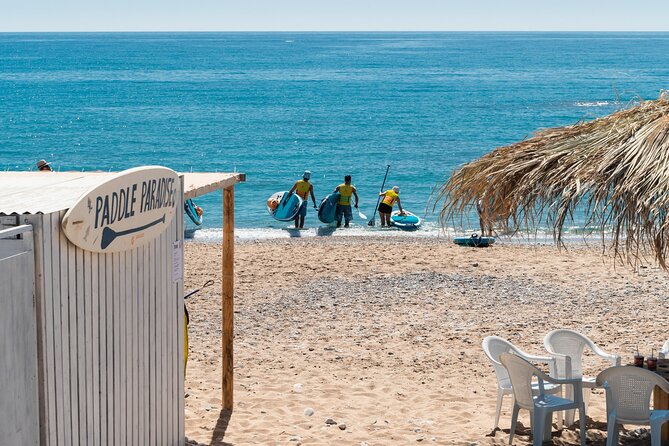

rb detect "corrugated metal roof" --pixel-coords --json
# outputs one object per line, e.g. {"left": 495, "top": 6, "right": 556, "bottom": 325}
{"left": 0, "top": 171, "right": 245, "bottom": 215}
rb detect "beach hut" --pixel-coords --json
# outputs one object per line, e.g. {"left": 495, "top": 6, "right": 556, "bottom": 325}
{"left": 434, "top": 92, "right": 669, "bottom": 268}
{"left": 0, "top": 167, "right": 245, "bottom": 445}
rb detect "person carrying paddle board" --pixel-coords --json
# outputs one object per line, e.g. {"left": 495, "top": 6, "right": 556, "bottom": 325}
{"left": 334, "top": 175, "right": 359, "bottom": 228}
{"left": 289, "top": 170, "right": 317, "bottom": 229}
{"left": 378, "top": 186, "right": 404, "bottom": 227}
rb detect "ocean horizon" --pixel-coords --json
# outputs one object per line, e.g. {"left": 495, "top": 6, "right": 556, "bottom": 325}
{"left": 2, "top": 31, "right": 668, "bottom": 239}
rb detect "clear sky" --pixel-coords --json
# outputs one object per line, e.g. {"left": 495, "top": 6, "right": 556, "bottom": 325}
{"left": 3, "top": 0, "right": 669, "bottom": 32}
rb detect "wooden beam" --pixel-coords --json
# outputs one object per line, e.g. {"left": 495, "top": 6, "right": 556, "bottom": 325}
{"left": 222, "top": 186, "right": 235, "bottom": 410}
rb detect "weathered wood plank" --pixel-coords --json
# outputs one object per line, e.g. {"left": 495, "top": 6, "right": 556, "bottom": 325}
{"left": 113, "top": 252, "right": 121, "bottom": 446}
{"left": 63, "top": 222, "right": 77, "bottom": 445}
{"left": 90, "top": 251, "right": 100, "bottom": 446}
{"left": 141, "top": 243, "right": 150, "bottom": 446}
{"left": 30, "top": 216, "right": 49, "bottom": 446}
{"left": 41, "top": 215, "right": 57, "bottom": 446}
{"left": 98, "top": 252, "right": 108, "bottom": 446}
{"left": 177, "top": 187, "right": 185, "bottom": 445}
{"left": 130, "top": 248, "right": 142, "bottom": 446}
{"left": 75, "top": 246, "right": 87, "bottom": 446}
{"left": 53, "top": 213, "right": 67, "bottom": 446}
{"left": 222, "top": 186, "right": 235, "bottom": 410}
{"left": 0, "top": 229, "right": 39, "bottom": 445}
{"left": 105, "top": 252, "right": 114, "bottom": 446}
{"left": 81, "top": 248, "right": 93, "bottom": 446}
{"left": 149, "top": 240, "right": 157, "bottom": 446}
{"left": 157, "top": 231, "right": 165, "bottom": 446}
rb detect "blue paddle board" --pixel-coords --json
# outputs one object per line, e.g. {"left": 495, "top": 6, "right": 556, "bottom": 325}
{"left": 267, "top": 191, "right": 303, "bottom": 221}
{"left": 184, "top": 199, "right": 203, "bottom": 226}
{"left": 390, "top": 210, "right": 421, "bottom": 230}
{"left": 454, "top": 234, "right": 496, "bottom": 247}
{"left": 318, "top": 192, "right": 340, "bottom": 224}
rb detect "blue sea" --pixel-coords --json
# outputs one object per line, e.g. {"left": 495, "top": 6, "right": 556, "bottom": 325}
{"left": 2, "top": 32, "right": 669, "bottom": 240}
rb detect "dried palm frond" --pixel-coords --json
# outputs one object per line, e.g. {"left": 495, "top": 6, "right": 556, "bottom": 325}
{"left": 433, "top": 92, "right": 669, "bottom": 268}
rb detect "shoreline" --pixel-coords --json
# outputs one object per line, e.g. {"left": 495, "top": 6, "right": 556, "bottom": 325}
{"left": 183, "top": 236, "right": 668, "bottom": 445}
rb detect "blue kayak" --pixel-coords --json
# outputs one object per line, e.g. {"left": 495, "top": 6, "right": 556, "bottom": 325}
{"left": 454, "top": 234, "right": 496, "bottom": 247}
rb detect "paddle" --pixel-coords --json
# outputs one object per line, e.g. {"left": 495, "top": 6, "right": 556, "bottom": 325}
{"left": 367, "top": 165, "right": 391, "bottom": 226}
{"left": 357, "top": 209, "right": 367, "bottom": 220}
{"left": 100, "top": 214, "right": 165, "bottom": 250}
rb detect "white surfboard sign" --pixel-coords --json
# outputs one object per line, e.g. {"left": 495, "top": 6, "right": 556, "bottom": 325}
{"left": 62, "top": 166, "right": 179, "bottom": 253}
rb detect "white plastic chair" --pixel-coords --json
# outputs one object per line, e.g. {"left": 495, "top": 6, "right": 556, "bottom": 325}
{"left": 500, "top": 353, "right": 586, "bottom": 446}
{"left": 596, "top": 366, "right": 669, "bottom": 446}
{"left": 660, "top": 339, "right": 669, "bottom": 359}
{"left": 544, "top": 329, "right": 621, "bottom": 425}
{"left": 482, "top": 336, "right": 562, "bottom": 430}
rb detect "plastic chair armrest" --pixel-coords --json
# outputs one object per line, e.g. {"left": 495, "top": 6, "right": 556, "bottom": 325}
{"left": 589, "top": 342, "right": 620, "bottom": 365}
{"left": 521, "top": 353, "right": 557, "bottom": 372}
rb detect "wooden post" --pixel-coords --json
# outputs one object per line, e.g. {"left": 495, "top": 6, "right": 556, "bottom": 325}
{"left": 222, "top": 186, "right": 234, "bottom": 410}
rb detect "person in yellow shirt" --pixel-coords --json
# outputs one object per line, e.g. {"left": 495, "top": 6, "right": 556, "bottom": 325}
{"left": 334, "top": 175, "right": 359, "bottom": 228}
{"left": 377, "top": 186, "right": 404, "bottom": 227}
{"left": 289, "top": 170, "right": 317, "bottom": 228}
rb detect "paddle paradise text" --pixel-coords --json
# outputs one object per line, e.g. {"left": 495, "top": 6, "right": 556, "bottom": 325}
{"left": 94, "top": 177, "right": 176, "bottom": 229}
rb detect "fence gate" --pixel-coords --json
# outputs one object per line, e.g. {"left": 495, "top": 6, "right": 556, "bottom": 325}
{"left": 0, "top": 225, "right": 39, "bottom": 445}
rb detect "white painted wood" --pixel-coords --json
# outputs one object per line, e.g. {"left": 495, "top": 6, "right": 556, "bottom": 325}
{"left": 14, "top": 175, "right": 192, "bottom": 446}
{"left": 177, "top": 184, "right": 185, "bottom": 445}
{"left": 52, "top": 212, "right": 66, "bottom": 446}
{"left": 113, "top": 251, "right": 121, "bottom": 446}
{"left": 131, "top": 247, "right": 139, "bottom": 446}
{"left": 88, "top": 250, "right": 99, "bottom": 446}
{"left": 76, "top": 245, "right": 87, "bottom": 446}
{"left": 33, "top": 216, "right": 51, "bottom": 446}
{"left": 136, "top": 245, "right": 145, "bottom": 446}
{"left": 61, "top": 167, "right": 179, "bottom": 253}
{"left": 157, "top": 231, "right": 165, "bottom": 446}
{"left": 105, "top": 252, "right": 114, "bottom": 446}
{"left": 141, "top": 244, "right": 149, "bottom": 446}
{"left": 60, "top": 221, "right": 74, "bottom": 446}
{"left": 0, "top": 227, "right": 39, "bottom": 445}
{"left": 31, "top": 216, "right": 50, "bottom": 446}
{"left": 149, "top": 239, "right": 157, "bottom": 446}
{"left": 98, "top": 252, "right": 108, "bottom": 446}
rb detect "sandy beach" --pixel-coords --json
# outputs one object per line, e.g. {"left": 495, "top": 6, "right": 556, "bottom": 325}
{"left": 182, "top": 236, "right": 669, "bottom": 445}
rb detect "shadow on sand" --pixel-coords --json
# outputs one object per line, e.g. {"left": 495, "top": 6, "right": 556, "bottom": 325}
{"left": 209, "top": 409, "right": 232, "bottom": 446}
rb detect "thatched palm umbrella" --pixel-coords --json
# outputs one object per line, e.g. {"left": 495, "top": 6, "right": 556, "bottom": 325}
{"left": 434, "top": 92, "right": 669, "bottom": 268}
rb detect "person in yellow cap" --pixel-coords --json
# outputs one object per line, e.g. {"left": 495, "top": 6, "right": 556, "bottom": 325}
{"left": 289, "top": 170, "right": 317, "bottom": 229}
{"left": 334, "top": 175, "right": 359, "bottom": 228}
{"left": 377, "top": 186, "right": 404, "bottom": 227}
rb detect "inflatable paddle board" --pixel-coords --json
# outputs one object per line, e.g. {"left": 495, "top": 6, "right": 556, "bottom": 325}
{"left": 267, "top": 191, "right": 303, "bottom": 221}
{"left": 390, "top": 210, "right": 421, "bottom": 230}
{"left": 318, "top": 192, "right": 340, "bottom": 224}
{"left": 184, "top": 199, "right": 203, "bottom": 226}
{"left": 453, "top": 234, "right": 496, "bottom": 247}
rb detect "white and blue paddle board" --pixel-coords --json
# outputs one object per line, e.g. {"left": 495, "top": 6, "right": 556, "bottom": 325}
{"left": 318, "top": 192, "right": 340, "bottom": 224}
{"left": 267, "top": 191, "right": 303, "bottom": 221}
{"left": 453, "top": 234, "right": 495, "bottom": 247}
{"left": 390, "top": 210, "right": 421, "bottom": 230}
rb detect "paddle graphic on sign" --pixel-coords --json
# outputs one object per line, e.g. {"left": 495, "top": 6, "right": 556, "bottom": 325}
{"left": 62, "top": 166, "right": 179, "bottom": 253}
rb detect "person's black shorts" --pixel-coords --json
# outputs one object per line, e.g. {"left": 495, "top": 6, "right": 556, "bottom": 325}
{"left": 378, "top": 203, "right": 393, "bottom": 214}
